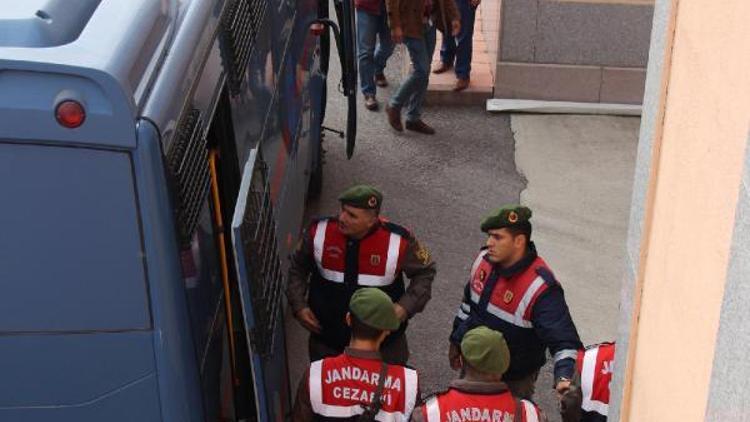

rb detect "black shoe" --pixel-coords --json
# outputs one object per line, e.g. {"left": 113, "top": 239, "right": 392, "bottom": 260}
{"left": 364, "top": 95, "right": 379, "bottom": 111}
{"left": 405, "top": 119, "right": 435, "bottom": 135}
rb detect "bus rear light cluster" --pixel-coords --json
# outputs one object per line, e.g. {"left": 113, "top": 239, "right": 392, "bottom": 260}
{"left": 55, "top": 100, "right": 86, "bottom": 128}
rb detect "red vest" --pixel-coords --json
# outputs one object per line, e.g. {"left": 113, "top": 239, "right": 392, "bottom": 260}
{"left": 421, "top": 389, "right": 543, "bottom": 422}
{"left": 468, "top": 250, "right": 551, "bottom": 329}
{"left": 576, "top": 342, "right": 615, "bottom": 417}
{"left": 311, "top": 218, "right": 408, "bottom": 287}
{"left": 308, "top": 353, "right": 419, "bottom": 421}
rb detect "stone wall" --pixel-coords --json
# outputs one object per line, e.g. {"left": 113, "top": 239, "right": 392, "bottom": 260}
{"left": 494, "top": 0, "right": 654, "bottom": 104}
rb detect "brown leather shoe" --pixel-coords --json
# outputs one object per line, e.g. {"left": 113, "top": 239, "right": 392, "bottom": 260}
{"left": 385, "top": 105, "right": 403, "bottom": 131}
{"left": 433, "top": 62, "right": 452, "bottom": 74}
{"left": 364, "top": 94, "right": 379, "bottom": 111}
{"left": 454, "top": 78, "right": 470, "bottom": 92}
{"left": 405, "top": 119, "right": 435, "bottom": 135}
{"left": 374, "top": 74, "right": 388, "bottom": 87}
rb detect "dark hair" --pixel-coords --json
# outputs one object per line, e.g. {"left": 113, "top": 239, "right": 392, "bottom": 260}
{"left": 350, "top": 313, "right": 384, "bottom": 341}
{"left": 505, "top": 221, "right": 532, "bottom": 243}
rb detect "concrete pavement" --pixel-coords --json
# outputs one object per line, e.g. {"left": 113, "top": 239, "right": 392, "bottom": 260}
{"left": 284, "top": 33, "right": 640, "bottom": 420}
{"left": 511, "top": 114, "right": 640, "bottom": 417}
{"left": 512, "top": 114, "right": 639, "bottom": 346}
{"left": 285, "top": 44, "right": 525, "bottom": 398}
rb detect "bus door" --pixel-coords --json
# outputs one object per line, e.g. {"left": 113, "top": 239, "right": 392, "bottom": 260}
{"left": 230, "top": 148, "right": 290, "bottom": 422}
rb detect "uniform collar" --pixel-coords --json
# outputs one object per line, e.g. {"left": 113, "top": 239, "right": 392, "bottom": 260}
{"left": 337, "top": 218, "right": 382, "bottom": 242}
{"left": 448, "top": 379, "right": 510, "bottom": 394}
{"left": 344, "top": 347, "right": 382, "bottom": 360}
{"left": 494, "top": 242, "right": 538, "bottom": 277}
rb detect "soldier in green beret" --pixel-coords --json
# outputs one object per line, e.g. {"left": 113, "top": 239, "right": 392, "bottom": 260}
{"left": 411, "top": 326, "right": 545, "bottom": 421}
{"left": 286, "top": 184, "right": 436, "bottom": 365}
{"left": 292, "top": 288, "right": 421, "bottom": 421}
{"left": 448, "top": 204, "right": 582, "bottom": 406}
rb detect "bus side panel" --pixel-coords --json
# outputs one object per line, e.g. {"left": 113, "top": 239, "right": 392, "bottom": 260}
{"left": 270, "top": 0, "right": 297, "bottom": 77}
{"left": 0, "top": 333, "right": 160, "bottom": 422}
{"left": 133, "top": 120, "right": 205, "bottom": 422}
{"left": 228, "top": 1, "right": 274, "bottom": 168}
{"left": 275, "top": 0, "right": 326, "bottom": 258}
{"left": 245, "top": 5, "right": 328, "bottom": 418}
{"left": 180, "top": 200, "right": 226, "bottom": 421}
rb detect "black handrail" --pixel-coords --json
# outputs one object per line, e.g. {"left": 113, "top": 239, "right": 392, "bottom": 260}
{"left": 314, "top": 0, "right": 357, "bottom": 159}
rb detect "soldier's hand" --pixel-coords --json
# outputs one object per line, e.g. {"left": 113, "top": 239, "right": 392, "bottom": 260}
{"left": 555, "top": 379, "right": 572, "bottom": 399}
{"left": 393, "top": 303, "right": 408, "bottom": 322}
{"left": 448, "top": 342, "right": 462, "bottom": 370}
{"left": 559, "top": 383, "right": 582, "bottom": 422}
{"left": 296, "top": 307, "right": 322, "bottom": 334}
{"left": 391, "top": 26, "right": 404, "bottom": 44}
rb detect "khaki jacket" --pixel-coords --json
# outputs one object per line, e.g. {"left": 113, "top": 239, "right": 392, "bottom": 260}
{"left": 286, "top": 217, "right": 436, "bottom": 317}
{"left": 386, "top": 0, "right": 460, "bottom": 39}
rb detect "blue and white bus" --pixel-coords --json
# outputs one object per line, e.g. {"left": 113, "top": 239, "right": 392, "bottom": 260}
{"left": 0, "top": 0, "right": 356, "bottom": 420}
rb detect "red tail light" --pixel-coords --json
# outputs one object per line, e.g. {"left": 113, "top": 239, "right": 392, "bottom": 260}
{"left": 55, "top": 100, "right": 86, "bottom": 128}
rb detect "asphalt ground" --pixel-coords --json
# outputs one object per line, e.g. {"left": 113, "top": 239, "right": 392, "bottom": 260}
{"left": 282, "top": 19, "right": 642, "bottom": 419}
{"left": 282, "top": 38, "right": 564, "bottom": 415}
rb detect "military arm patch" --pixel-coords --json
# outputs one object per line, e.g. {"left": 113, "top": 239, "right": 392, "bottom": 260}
{"left": 415, "top": 241, "right": 432, "bottom": 265}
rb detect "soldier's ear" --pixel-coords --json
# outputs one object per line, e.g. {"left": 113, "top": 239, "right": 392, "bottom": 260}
{"left": 345, "top": 312, "right": 352, "bottom": 327}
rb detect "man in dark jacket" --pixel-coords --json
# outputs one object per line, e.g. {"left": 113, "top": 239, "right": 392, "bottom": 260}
{"left": 355, "top": 0, "right": 395, "bottom": 111}
{"left": 286, "top": 184, "right": 436, "bottom": 365}
{"left": 448, "top": 204, "right": 583, "bottom": 403}
{"left": 384, "top": 0, "right": 460, "bottom": 135}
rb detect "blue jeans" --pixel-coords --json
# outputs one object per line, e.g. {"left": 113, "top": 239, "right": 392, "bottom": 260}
{"left": 357, "top": 8, "right": 394, "bottom": 96}
{"left": 440, "top": 0, "right": 476, "bottom": 80}
{"left": 389, "top": 24, "right": 436, "bottom": 122}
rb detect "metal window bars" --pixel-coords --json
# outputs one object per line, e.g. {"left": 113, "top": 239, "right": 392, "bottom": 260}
{"left": 222, "top": 0, "right": 268, "bottom": 95}
{"left": 166, "top": 108, "right": 210, "bottom": 248}
{"left": 236, "top": 148, "right": 285, "bottom": 357}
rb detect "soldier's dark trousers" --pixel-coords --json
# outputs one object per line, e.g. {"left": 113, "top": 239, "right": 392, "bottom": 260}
{"left": 308, "top": 333, "right": 410, "bottom": 365}
{"left": 503, "top": 369, "right": 540, "bottom": 400}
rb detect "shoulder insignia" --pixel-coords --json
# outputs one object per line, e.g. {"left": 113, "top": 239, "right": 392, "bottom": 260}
{"left": 382, "top": 221, "right": 413, "bottom": 238}
{"left": 535, "top": 266, "right": 560, "bottom": 287}
{"left": 415, "top": 241, "right": 432, "bottom": 265}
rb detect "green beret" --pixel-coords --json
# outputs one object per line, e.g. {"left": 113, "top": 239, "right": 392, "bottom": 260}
{"left": 480, "top": 204, "right": 532, "bottom": 232}
{"left": 460, "top": 326, "right": 511, "bottom": 375}
{"left": 338, "top": 184, "right": 383, "bottom": 210}
{"left": 349, "top": 288, "right": 399, "bottom": 331}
